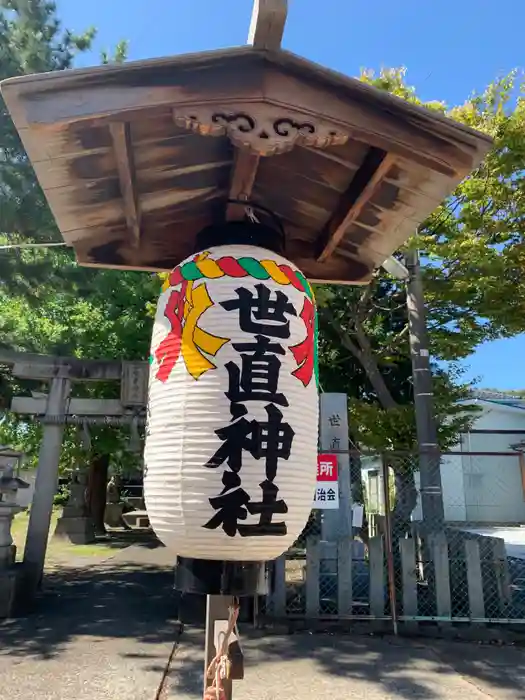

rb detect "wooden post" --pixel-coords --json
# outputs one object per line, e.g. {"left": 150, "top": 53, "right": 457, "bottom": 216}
{"left": 492, "top": 538, "right": 511, "bottom": 613}
{"left": 465, "top": 539, "right": 485, "bottom": 620}
{"left": 430, "top": 532, "right": 452, "bottom": 619}
{"left": 21, "top": 373, "right": 71, "bottom": 597}
{"left": 305, "top": 539, "right": 320, "bottom": 618}
{"left": 381, "top": 454, "right": 398, "bottom": 634}
{"left": 247, "top": 0, "right": 288, "bottom": 49}
{"left": 337, "top": 539, "right": 352, "bottom": 616}
{"left": 399, "top": 537, "right": 418, "bottom": 630}
{"left": 271, "top": 555, "right": 287, "bottom": 618}
{"left": 368, "top": 535, "right": 385, "bottom": 618}
{"left": 204, "top": 595, "right": 235, "bottom": 700}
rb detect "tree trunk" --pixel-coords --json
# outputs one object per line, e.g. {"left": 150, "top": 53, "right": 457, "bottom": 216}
{"left": 324, "top": 307, "right": 421, "bottom": 535}
{"left": 354, "top": 322, "right": 398, "bottom": 410}
{"left": 322, "top": 308, "right": 397, "bottom": 411}
{"left": 87, "top": 454, "right": 109, "bottom": 535}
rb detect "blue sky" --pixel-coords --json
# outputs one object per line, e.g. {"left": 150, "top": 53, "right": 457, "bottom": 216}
{"left": 55, "top": 0, "right": 525, "bottom": 390}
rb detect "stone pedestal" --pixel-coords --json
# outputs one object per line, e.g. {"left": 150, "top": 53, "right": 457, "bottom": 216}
{"left": 0, "top": 507, "right": 17, "bottom": 569}
{"left": 104, "top": 502, "right": 124, "bottom": 528}
{"left": 54, "top": 515, "right": 95, "bottom": 544}
{"left": 104, "top": 475, "right": 130, "bottom": 528}
{"left": 53, "top": 470, "right": 95, "bottom": 544}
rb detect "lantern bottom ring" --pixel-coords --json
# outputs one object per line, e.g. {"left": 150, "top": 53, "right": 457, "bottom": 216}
{"left": 174, "top": 557, "right": 268, "bottom": 597}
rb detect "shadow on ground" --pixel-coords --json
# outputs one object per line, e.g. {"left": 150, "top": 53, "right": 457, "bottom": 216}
{"left": 3, "top": 534, "right": 525, "bottom": 699}
{"left": 165, "top": 627, "right": 525, "bottom": 699}
{"left": 89, "top": 528, "right": 161, "bottom": 551}
{"left": 0, "top": 538, "right": 181, "bottom": 662}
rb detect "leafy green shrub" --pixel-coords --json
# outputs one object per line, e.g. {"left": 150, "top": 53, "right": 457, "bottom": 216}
{"left": 53, "top": 484, "right": 70, "bottom": 507}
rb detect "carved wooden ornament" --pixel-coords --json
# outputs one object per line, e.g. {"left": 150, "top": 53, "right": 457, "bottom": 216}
{"left": 173, "top": 103, "right": 349, "bottom": 156}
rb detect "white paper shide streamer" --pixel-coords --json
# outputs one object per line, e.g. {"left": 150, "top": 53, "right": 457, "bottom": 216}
{"left": 144, "top": 244, "right": 319, "bottom": 561}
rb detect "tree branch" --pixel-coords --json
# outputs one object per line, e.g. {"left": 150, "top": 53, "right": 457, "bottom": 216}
{"left": 357, "top": 279, "right": 376, "bottom": 323}
{"left": 318, "top": 307, "right": 363, "bottom": 361}
{"left": 378, "top": 324, "right": 410, "bottom": 357}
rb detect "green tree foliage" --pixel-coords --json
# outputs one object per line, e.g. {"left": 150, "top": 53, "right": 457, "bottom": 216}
{"left": 319, "top": 66, "right": 525, "bottom": 409}
{"left": 360, "top": 67, "right": 525, "bottom": 349}
{"left": 0, "top": 2, "right": 155, "bottom": 531}
{"left": 317, "top": 67, "right": 525, "bottom": 527}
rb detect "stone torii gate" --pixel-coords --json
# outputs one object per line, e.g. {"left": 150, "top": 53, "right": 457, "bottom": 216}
{"left": 1, "top": 350, "right": 148, "bottom": 597}
{"left": 1, "top": 0, "right": 493, "bottom": 696}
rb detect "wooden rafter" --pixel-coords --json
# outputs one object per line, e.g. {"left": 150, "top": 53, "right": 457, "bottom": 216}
{"left": 317, "top": 149, "right": 396, "bottom": 263}
{"left": 226, "top": 149, "right": 261, "bottom": 220}
{"left": 109, "top": 122, "right": 141, "bottom": 247}
{"left": 247, "top": 0, "right": 288, "bottom": 49}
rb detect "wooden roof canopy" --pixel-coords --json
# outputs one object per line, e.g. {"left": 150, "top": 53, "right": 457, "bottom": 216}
{"left": 0, "top": 0, "right": 492, "bottom": 284}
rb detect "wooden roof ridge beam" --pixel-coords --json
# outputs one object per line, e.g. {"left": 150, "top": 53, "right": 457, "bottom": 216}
{"left": 109, "top": 121, "right": 141, "bottom": 248}
{"left": 226, "top": 149, "right": 261, "bottom": 220}
{"left": 317, "top": 148, "right": 396, "bottom": 263}
{"left": 248, "top": 0, "right": 288, "bottom": 50}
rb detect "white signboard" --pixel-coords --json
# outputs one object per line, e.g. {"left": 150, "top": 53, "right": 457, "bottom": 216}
{"left": 313, "top": 454, "right": 339, "bottom": 510}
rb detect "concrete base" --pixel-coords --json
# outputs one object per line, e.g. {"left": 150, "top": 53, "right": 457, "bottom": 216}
{"left": 54, "top": 516, "right": 95, "bottom": 544}
{"left": 122, "top": 510, "right": 150, "bottom": 529}
{"left": 0, "top": 569, "right": 16, "bottom": 619}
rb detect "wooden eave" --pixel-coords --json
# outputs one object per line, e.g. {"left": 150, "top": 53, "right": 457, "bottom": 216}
{"left": 0, "top": 47, "right": 493, "bottom": 284}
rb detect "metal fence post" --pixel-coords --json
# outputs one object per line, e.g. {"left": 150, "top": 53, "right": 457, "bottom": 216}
{"left": 381, "top": 454, "right": 398, "bottom": 635}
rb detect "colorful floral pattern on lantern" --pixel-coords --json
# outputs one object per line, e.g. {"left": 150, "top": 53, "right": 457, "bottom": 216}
{"left": 155, "top": 251, "right": 319, "bottom": 387}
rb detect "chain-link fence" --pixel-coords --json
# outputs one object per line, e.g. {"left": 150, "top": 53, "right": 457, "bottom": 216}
{"left": 262, "top": 448, "right": 525, "bottom": 625}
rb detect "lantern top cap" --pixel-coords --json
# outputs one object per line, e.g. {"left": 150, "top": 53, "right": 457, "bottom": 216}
{"left": 1, "top": 45, "right": 492, "bottom": 283}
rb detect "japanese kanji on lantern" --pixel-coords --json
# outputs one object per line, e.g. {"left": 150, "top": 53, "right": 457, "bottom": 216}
{"left": 144, "top": 241, "right": 319, "bottom": 563}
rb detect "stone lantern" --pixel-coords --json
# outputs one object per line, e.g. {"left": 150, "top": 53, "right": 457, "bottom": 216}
{"left": 54, "top": 468, "right": 95, "bottom": 544}
{"left": 0, "top": 462, "right": 29, "bottom": 618}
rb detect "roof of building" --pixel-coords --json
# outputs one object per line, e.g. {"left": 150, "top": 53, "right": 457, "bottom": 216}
{"left": 470, "top": 391, "right": 525, "bottom": 411}
{"left": 0, "top": 47, "right": 492, "bottom": 281}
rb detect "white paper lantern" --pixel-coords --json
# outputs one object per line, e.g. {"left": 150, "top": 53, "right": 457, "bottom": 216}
{"left": 144, "top": 244, "right": 319, "bottom": 561}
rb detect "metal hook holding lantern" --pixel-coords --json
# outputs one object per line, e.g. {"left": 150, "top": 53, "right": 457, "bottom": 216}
{"left": 225, "top": 198, "right": 287, "bottom": 253}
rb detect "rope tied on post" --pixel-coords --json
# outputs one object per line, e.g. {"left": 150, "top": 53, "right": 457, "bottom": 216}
{"left": 203, "top": 599, "right": 240, "bottom": 700}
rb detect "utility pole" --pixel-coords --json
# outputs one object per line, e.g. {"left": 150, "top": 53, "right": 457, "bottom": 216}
{"left": 405, "top": 249, "right": 444, "bottom": 528}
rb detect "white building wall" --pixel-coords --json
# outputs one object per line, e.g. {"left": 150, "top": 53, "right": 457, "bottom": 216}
{"left": 460, "top": 405, "right": 525, "bottom": 523}
{"left": 441, "top": 452, "right": 467, "bottom": 521}
{"left": 410, "top": 449, "right": 465, "bottom": 522}
{"left": 360, "top": 400, "right": 525, "bottom": 526}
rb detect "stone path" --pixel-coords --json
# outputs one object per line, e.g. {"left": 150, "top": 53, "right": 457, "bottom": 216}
{"left": 0, "top": 541, "right": 179, "bottom": 700}
{"left": 2, "top": 541, "right": 525, "bottom": 698}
